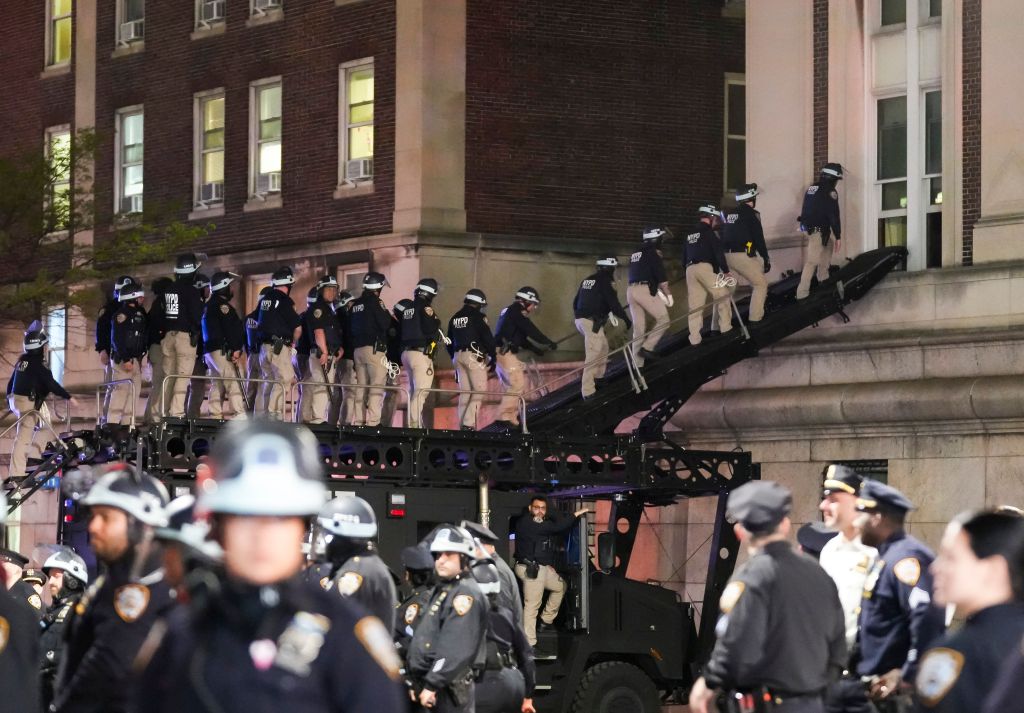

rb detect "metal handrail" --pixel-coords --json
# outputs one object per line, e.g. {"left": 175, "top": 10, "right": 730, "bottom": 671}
{"left": 0, "top": 409, "right": 66, "bottom": 451}
{"left": 289, "top": 379, "right": 408, "bottom": 425}
{"left": 417, "top": 386, "right": 529, "bottom": 434}
{"left": 159, "top": 373, "right": 294, "bottom": 421}
{"left": 95, "top": 378, "right": 138, "bottom": 428}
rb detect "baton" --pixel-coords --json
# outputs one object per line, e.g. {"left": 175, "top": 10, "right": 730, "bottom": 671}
{"left": 231, "top": 361, "right": 252, "bottom": 413}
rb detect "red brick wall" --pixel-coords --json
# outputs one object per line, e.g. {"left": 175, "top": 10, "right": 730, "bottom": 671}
{"left": 812, "top": 0, "right": 829, "bottom": 173}
{"left": 464, "top": 0, "right": 745, "bottom": 242}
{"left": 961, "top": 0, "right": 981, "bottom": 267}
{"left": 92, "top": 0, "right": 396, "bottom": 257}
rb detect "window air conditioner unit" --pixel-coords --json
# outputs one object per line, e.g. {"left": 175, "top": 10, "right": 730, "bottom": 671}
{"left": 256, "top": 172, "right": 281, "bottom": 195}
{"left": 252, "top": 0, "right": 281, "bottom": 15}
{"left": 199, "top": 182, "right": 224, "bottom": 204}
{"left": 121, "top": 194, "right": 143, "bottom": 214}
{"left": 118, "top": 19, "right": 145, "bottom": 44}
{"left": 200, "top": 0, "right": 225, "bottom": 25}
{"left": 345, "top": 158, "right": 373, "bottom": 182}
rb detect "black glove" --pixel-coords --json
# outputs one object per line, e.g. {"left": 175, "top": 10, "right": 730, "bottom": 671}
{"left": 487, "top": 360, "right": 497, "bottom": 374}
{"left": 624, "top": 317, "right": 633, "bottom": 331}
{"left": 763, "top": 259, "right": 771, "bottom": 274}
{"left": 547, "top": 341, "right": 558, "bottom": 352}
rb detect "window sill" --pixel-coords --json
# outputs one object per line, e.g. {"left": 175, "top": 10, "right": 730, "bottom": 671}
{"left": 40, "top": 63, "right": 71, "bottom": 80}
{"left": 246, "top": 9, "right": 283, "bottom": 28}
{"left": 188, "top": 204, "right": 225, "bottom": 221}
{"left": 243, "top": 194, "right": 283, "bottom": 212}
{"left": 190, "top": 23, "right": 226, "bottom": 41}
{"left": 111, "top": 41, "right": 145, "bottom": 59}
{"left": 873, "top": 23, "right": 907, "bottom": 37}
{"left": 110, "top": 216, "right": 142, "bottom": 231}
{"left": 336, "top": 0, "right": 371, "bottom": 5}
{"left": 42, "top": 229, "right": 70, "bottom": 245}
{"left": 334, "top": 181, "right": 374, "bottom": 199}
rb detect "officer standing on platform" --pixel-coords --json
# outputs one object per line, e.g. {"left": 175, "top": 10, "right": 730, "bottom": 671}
{"left": 573, "top": 256, "right": 630, "bottom": 399}
{"left": 317, "top": 495, "right": 398, "bottom": 631}
{"left": 448, "top": 289, "right": 496, "bottom": 431}
{"left": 351, "top": 272, "right": 394, "bottom": 427}
{"left": 142, "top": 277, "right": 172, "bottom": 424}
{"left": 381, "top": 299, "right": 411, "bottom": 429}
{"left": 689, "top": 480, "right": 846, "bottom": 713}
{"left": 96, "top": 276, "right": 132, "bottom": 423}
{"left": 108, "top": 279, "right": 147, "bottom": 427}
{"left": 684, "top": 204, "right": 733, "bottom": 346}
{"left": 257, "top": 266, "right": 302, "bottom": 419}
{"left": 54, "top": 465, "right": 173, "bottom": 713}
{"left": 185, "top": 272, "right": 213, "bottom": 419}
{"left": 722, "top": 183, "right": 771, "bottom": 322}
{"left": 305, "top": 276, "right": 344, "bottom": 424}
{"left": 331, "top": 291, "right": 359, "bottom": 425}
{"left": 5, "top": 322, "right": 76, "bottom": 482}
{"left": 854, "top": 480, "right": 946, "bottom": 708}
{"left": 394, "top": 544, "right": 435, "bottom": 660}
{"left": 40, "top": 548, "right": 89, "bottom": 709}
{"left": 0, "top": 493, "right": 42, "bottom": 713}
{"left": 201, "top": 270, "right": 247, "bottom": 419}
{"left": 243, "top": 287, "right": 270, "bottom": 414}
{"left": 627, "top": 227, "right": 672, "bottom": 365}
{"left": 402, "top": 278, "right": 443, "bottom": 429}
{"left": 133, "top": 420, "right": 405, "bottom": 713}
{"left": 797, "top": 163, "right": 844, "bottom": 299}
{"left": 407, "top": 526, "right": 487, "bottom": 713}
{"left": 152, "top": 253, "right": 204, "bottom": 419}
{"left": 295, "top": 287, "right": 319, "bottom": 423}
{"left": 493, "top": 287, "right": 557, "bottom": 430}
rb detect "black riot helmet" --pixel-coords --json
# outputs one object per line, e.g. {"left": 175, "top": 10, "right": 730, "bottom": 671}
{"left": 393, "top": 298, "right": 413, "bottom": 319}
{"left": 117, "top": 280, "right": 145, "bottom": 303}
{"left": 316, "top": 274, "right": 339, "bottom": 299}
{"left": 470, "top": 556, "right": 502, "bottom": 602}
{"left": 113, "top": 275, "right": 134, "bottom": 300}
{"left": 736, "top": 183, "right": 759, "bottom": 203}
{"left": 23, "top": 320, "right": 48, "bottom": 352}
{"left": 363, "top": 272, "right": 387, "bottom": 292}
{"left": 596, "top": 256, "right": 618, "bottom": 273}
{"left": 193, "top": 272, "right": 211, "bottom": 295}
{"left": 515, "top": 286, "right": 540, "bottom": 305}
{"left": 821, "top": 163, "right": 844, "bottom": 181}
{"left": 464, "top": 289, "right": 487, "bottom": 309}
{"left": 210, "top": 271, "right": 239, "bottom": 298}
{"left": 642, "top": 227, "right": 668, "bottom": 243}
{"left": 414, "top": 278, "right": 439, "bottom": 304}
{"left": 315, "top": 495, "right": 378, "bottom": 565}
{"left": 335, "top": 291, "right": 354, "bottom": 309}
{"left": 306, "top": 287, "right": 318, "bottom": 307}
{"left": 174, "top": 252, "right": 202, "bottom": 275}
{"left": 271, "top": 266, "right": 295, "bottom": 289}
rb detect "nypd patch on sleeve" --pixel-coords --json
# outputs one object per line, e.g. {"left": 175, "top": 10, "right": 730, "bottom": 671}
{"left": 114, "top": 584, "right": 151, "bottom": 623}
{"left": 915, "top": 648, "right": 963, "bottom": 706}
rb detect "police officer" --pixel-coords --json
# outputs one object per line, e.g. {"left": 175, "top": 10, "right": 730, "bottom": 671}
{"left": 54, "top": 464, "right": 173, "bottom": 713}
{"left": 133, "top": 419, "right": 405, "bottom": 712}
{"left": 797, "top": 162, "right": 844, "bottom": 300}
{"left": 153, "top": 253, "right": 204, "bottom": 419}
{"left": 684, "top": 204, "right": 733, "bottom": 346}
{"left": 448, "top": 289, "right": 496, "bottom": 431}
{"left": 153, "top": 494, "right": 222, "bottom": 593}
{"left": 493, "top": 287, "right": 557, "bottom": 430}
{"left": 306, "top": 276, "right": 344, "bottom": 424}
{"left": 911, "top": 510, "right": 1024, "bottom": 712}
{"left": 295, "top": 287, "right": 319, "bottom": 423}
{"left": 395, "top": 545, "right": 435, "bottom": 659}
{"left": 351, "top": 272, "right": 394, "bottom": 427}
{"left": 142, "top": 277, "right": 173, "bottom": 424}
{"left": 382, "top": 299, "right": 412, "bottom": 429}
{"left": 108, "top": 279, "right": 148, "bottom": 426}
{"left": 573, "top": 257, "right": 631, "bottom": 398}
{"left": 96, "top": 276, "right": 132, "bottom": 424}
{"left": 257, "top": 266, "right": 303, "bottom": 420}
{"left": 626, "top": 227, "right": 673, "bottom": 366}
{"left": 332, "top": 291, "right": 361, "bottom": 425}
{"left": 471, "top": 557, "right": 536, "bottom": 713}
{"left": 316, "top": 495, "right": 397, "bottom": 631}
{"left": 722, "top": 183, "right": 771, "bottom": 322}
{"left": 1, "top": 546, "right": 42, "bottom": 614}
{"left": 185, "top": 272, "right": 213, "bottom": 419}
{"left": 0, "top": 492, "right": 42, "bottom": 713}
{"left": 40, "top": 548, "right": 88, "bottom": 709}
{"left": 202, "top": 270, "right": 247, "bottom": 419}
{"left": 461, "top": 520, "right": 523, "bottom": 631}
{"left": 5, "top": 322, "right": 76, "bottom": 482}
{"left": 407, "top": 526, "right": 487, "bottom": 713}
{"left": 21, "top": 568, "right": 45, "bottom": 596}
{"left": 689, "top": 480, "right": 846, "bottom": 713}
{"left": 401, "top": 279, "right": 443, "bottom": 429}
{"left": 854, "top": 480, "right": 946, "bottom": 707}
{"left": 243, "top": 287, "right": 270, "bottom": 414}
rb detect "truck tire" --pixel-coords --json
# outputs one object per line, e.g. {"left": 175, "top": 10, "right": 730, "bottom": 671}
{"left": 571, "top": 661, "right": 661, "bottom": 713}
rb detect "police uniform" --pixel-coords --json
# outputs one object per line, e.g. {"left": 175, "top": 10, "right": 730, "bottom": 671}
{"left": 796, "top": 171, "right": 842, "bottom": 300}
{"left": 202, "top": 294, "right": 248, "bottom": 418}
{"left": 185, "top": 285, "right": 211, "bottom": 419}
{"left": 53, "top": 557, "right": 174, "bottom": 713}
{"left": 447, "top": 303, "right": 496, "bottom": 430}
{"left": 493, "top": 298, "right": 554, "bottom": 426}
{"left": 350, "top": 291, "right": 394, "bottom": 427}
{"left": 95, "top": 298, "right": 118, "bottom": 422}
{"left": 0, "top": 585, "right": 42, "bottom": 713}
{"left": 684, "top": 219, "right": 732, "bottom": 346}
{"left": 1, "top": 549, "right": 43, "bottom": 616}
{"left": 407, "top": 573, "right": 487, "bottom": 713}
{"left": 295, "top": 296, "right": 316, "bottom": 423}
{"left": 476, "top": 602, "right": 535, "bottom": 713}
{"left": 626, "top": 237, "right": 670, "bottom": 363}
{"left": 854, "top": 482, "right": 946, "bottom": 696}
{"left": 142, "top": 278, "right": 171, "bottom": 424}
{"left": 304, "top": 298, "right": 344, "bottom": 424}
{"left": 722, "top": 201, "right": 770, "bottom": 322}
{"left": 329, "top": 553, "right": 398, "bottom": 632}
{"left": 394, "top": 545, "right": 436, "bottom": 661}
{"left": 109, "top": 298, "right": 148, "bottom": 425}
{"left": 912, "top": 603, "right": 1024, "bottom": 713}
{"left": 154, "top": 275, "right": 204, "bottom": 418}
{"left": 5, "top": 351, "right": 71, "bottom": 480}
{"left": 460, "top": 521, "right": 524, "bottom": 631}
{"left": 257, "top": 288, "right": 302, "bottom": 419}
{"left": 41, "top": 592, "right": 80, "bottom": 708}
{"left": 401, "top": 296, "right": 442, "bottom": 429}
{"left": 513, "top": 510, "right": 581, "bottom": 646}
{"left": 334, "top": 301, "right": 363, "bottom": 426}
{"left": 573, "top": 267, "right": 629, "bottom": 398}
{"left": 379, "top": 301, "right": 409, "bottom": 429}
{"left": 983, "top": 634, "right": 1024, "bottom": 713}
{"left": 133, "top": 574, "right": 406, "bottom": 713}
{"left": 702, "top": 481, "right": 846, "bottom": 713}
{"left": 244, "top": 300, "right": 265, "bottom": 414}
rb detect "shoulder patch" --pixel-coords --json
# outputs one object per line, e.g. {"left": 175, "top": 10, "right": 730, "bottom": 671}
{"left": 113, "top": 584, "right": 151, "bottom": 623}
{"left": 220, "top": 304, "right": 230, "bottom": 315}
{"left": 115, "top": 313, "right": 127, "bottom": 324}
{"left": 0, "top": 617, "right": 8, "bottom": 654}
{"left": 28, "top": 593, "right": 42, "bottom": 610}
{"left": 404, "top": 602, "right": 420, "bottom": 625}
{"left": 319, "top": 576, "right": 331, "bottom": 590}
{"left": 916, "top": 648, "right": 964, "bottom": 706}
{"left": 894, "top": 557, "right": 922, "bottom": 586}
{"left": 313, "top": 308, "right": 323, "bottom": 319}
{"left": 720, "top": 581, "right": 746, "bottom": 614}
{"left": 354, "top": 616, "right": 403, "bottom": 681}
{"left": 452, "top": 594, "right": 474, "bottom": 616}
{"left": 337, "top": 571, "right": 364, "bottom": 596}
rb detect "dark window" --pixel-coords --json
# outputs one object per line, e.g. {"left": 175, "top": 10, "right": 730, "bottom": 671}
{"left": 928, "top": 0, "right": 942, "bottom": 18}
{"left": 877, "top": 96, "right": 907, "bottom": 180}
{"left": 926, "top": 212, "right": 942, "bottom": 268}
{"left": 880, "top": 0, "right": 906, "bottom": 26}
{"left": 925, "top": 91, "right": 942, "bottom": 175}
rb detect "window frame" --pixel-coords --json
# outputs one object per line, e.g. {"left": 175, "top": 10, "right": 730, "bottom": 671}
{"left": 193, "top": 89, "right": 226, "bottom": 210}
{"left": 46, "top": 306, "right": 67, "bottom": 385}
{"left": 723, "top": 72, "right": 746, "bottom": 196}
{"left": 337, "top": 263, "right": 369, "bottom": 296}
{"left": 195, "top": 0, "right": 226, "bottom": 30}
{"left": 249, "top": 0, "right": 283, "bottom": 19}
{"left": 44, "top": 124, "right": 72, "bottom": 234}
{"left": 45, "top": 0, "right": 73, "bottom": 68}
{"left": 249, "top": 77, "right": 282, "bottom": 200}
{"left": 115, "top": 0, "right": 145, "bottom": 47}
{"left": 114, "top": 106, "right": 144, "bottom": 215}
{"left": 338, "top": 58, "right": 375, "bottom": 186}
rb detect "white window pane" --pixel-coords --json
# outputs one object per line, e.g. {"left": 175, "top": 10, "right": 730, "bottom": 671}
{"left": 124, "top": 165, "right": 144, "bottom": 194}
{"left": 203, "top": 151, "right": 224, "bottom": 183}
{"left": 259, "top": 85, "right": 281, "bottom": 120}
{"left": 259, "top": 142, "right": 281, "bottom": 173}
{"left": 124, "top": 144, "right": 143, "bottom": 164}
{"left": 122, "top": 113, "right": 144, "bottom": 146}
{"left": 348, "top": 125, "right": 373, "bottom": 159}
{"left": 348, "top": 69, "right": 374, "bottom": 106}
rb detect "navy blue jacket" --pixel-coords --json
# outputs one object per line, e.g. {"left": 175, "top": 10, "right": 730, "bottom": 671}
{"left": 684, "top": 222, "right": 727, "bottom": 273}
{"left": 626, "top": 244, "right": 667, "bottom": 287}
{"left": 800, "top": 179, "right": 842, "bottom": 243}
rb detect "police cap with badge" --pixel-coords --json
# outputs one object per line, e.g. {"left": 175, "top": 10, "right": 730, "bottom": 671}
{"left": 726, "top": 480, "right": 792, "bottom": 535}
{"left": 855, "top": 479, "right": 914, "bottom": 516}
{"left": 0, "top": 548, "right": 29, "bottom": 568}
{"left": 822, "top": 463, "right": 864, "bottom": 497}
{"left": 460, "top": 520, "right": 499, "bottom": 545}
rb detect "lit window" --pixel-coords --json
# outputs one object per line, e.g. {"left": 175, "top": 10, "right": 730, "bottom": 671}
{"left": 48, "top": 0, "right": 73, "bottom": 66}
{"left": 340, "top": 61, "right": 374, "bottom": 183}
{"left": 45, "top": 127, "right": 72, "bottom": 232}
{"left": 195, "top": 92, "right": 225, "bottom": 207}
{"left": 880, "top": 0, "right": 906, "bottom": 26}
{"left": 251, "top": 79, "right": 282, "bottom": 197}
{"left": 117, "top": 108, "right": 144, "bottom": 214}
{"left": 876, "top": 96, "right": 907, "bottom": 253}
{"left": 46, "top": 307, "right": 67, "bottom": 385}
{"left": 724, "top": 75, "right": 746, "bottom": 194}
{"left": 117, "top": 0, "right": 145, "bottom": 45}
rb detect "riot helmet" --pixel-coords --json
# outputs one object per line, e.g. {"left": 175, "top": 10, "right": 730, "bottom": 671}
{"left": 642, "top": 227, "right": 668, "bottom": 242}
{"left": 429, "top": 525, "right": 477, "bottom": 558}
{"left": 210, "top": 271, "right": 239, "bottom": 295}
{"left": 23, "top": 320, "right": 49, "bottom": 352}
{"left": 362, "top": 272, "right": 387, "bottom": 291}
{"left": 306, "top": 287, "right": 318, "bottom": 307}
{"left": 118, "top": 280, "right": 145, "bottom": 303}
{"left": 515, "top": 286, "right": 540, "bottom": 305}
{"left": 470, "top": 556, "right": 501, "bottom": 598}
{"left": 464, "top": 289, "right": 487, "bottom": 308}
{"left": 271, "top": 266, "right": 295, "bottom": 288}
{"left": 596, "top": 256, "right": 618, "bottom": 271}
{"left": 415, "top": 278, "right": 439, "bottom": 303}
{"left": 821, "top": 162, "right": 844, "bottom": 180}
{"left": 174, "top": 253, "right": 202, "bottom": 275}
{"left": 42, "top": 548, "right": 89, "bottom": 588}
{"left": 393, "top": 298, "right": 414, "bottom": 319}
{"left": 336, "top": 291, "right": 354, "bottom": 308}
{"left": 80, "top": 464, "right": 170, "bottom": 529}
{"left": 735, "top": 183, "right": 759, "bottom": 203}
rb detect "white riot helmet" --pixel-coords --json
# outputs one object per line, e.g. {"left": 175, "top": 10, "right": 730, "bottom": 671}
{"left": 316, "top": 495, "right": 378, "bottom": 539}
{"left": 429, "top": 525, "right": 477, "bottom": 558}
{"left": 81, "top": 464, "right": 170, "bottom": 528}
{"left": 43, "top": 548, "right": 89, "bottom": 586}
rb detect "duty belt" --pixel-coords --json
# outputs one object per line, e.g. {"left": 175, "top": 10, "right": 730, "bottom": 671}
{"left": 262, "top": 338, "right": 293, "bottom": 346}
{"left": 629, "top": 280, "right": 651, "bottom": 286}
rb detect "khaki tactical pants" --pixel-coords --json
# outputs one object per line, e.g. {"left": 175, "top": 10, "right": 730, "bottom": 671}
{"left": 204, "top": 351, "right": 247, "bottom": 419}
{"left": 100, "top": 362, "right": 113, "bottom": 424}
{"left": 626, "top": 284, "right": 669, "bottom": 362}
{"left": 160, "top": 331, "right": 195, "bottom": 418}
{"left": 142, "top": 347, "right": 164, "bottom": 424}
{"left": 574, "top": 318, "right": 609, "bottom": 398}
{"left": 380, "top": 369, "right": 404, "bottom": 428}
{"left": 108, "top": 360, "right": 141, "bottom": 425}
{"left": 455, "top": 350, "right": 489, "bottom": 429}
{"left": 294, "top": 353, "right": 313, "bottom": 423}
{"left": 354, "top": 346, "right": 387, "bottom": 427}
{"left": 495, "top": 351, "right": 525, "bottom": 424}
{"left": 515, "top": 562, "right": 566, "bottom": 646}
{"left": 336, "top": 359, "right": 363, "bottom": 425}
{"left": 244, "top": 351, "right": 261, "bottom": 414}
{"left": 686, "top": 263, "right": 733, "bottom": 345}
{"left": 259, "top": 343, "right": 294, "bottom": 420}
{"left": 725, "top": 252, "right": 768, "bottom": 322}
{"left": 402, "top": 350, "right": 434, "bottom": 429}
{"left": 7, "top": 396, "right": 50, "bottom": 481}
{"left": 185, "top": 357, "right": 208, "bottom": 419}
{"left": 797, "top": 233, "right": 836, "bottom": 299}
{"left": 304, "top": 354, "right": 331, "bottom": 424}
